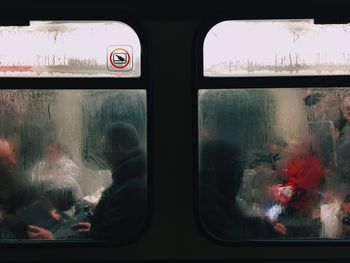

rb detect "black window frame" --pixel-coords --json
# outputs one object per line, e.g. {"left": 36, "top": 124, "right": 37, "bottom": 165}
{"left": 194, "top": 15, "right": 350, "bottom": 246}
{"left": 0, "top": 8, "right": 153, "bottom": 249}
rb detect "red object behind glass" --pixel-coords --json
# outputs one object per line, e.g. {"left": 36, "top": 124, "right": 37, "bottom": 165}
{"left": 269, "top": 141, "right": 323, "bottom": 212}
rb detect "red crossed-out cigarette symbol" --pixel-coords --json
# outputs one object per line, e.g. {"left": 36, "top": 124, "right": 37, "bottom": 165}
{"left": 109, "top": 48, "right": 131, "bottom": 69}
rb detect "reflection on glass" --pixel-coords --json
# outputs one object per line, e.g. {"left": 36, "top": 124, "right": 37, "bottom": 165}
{"left": 199, "top": 88, "right": 350, "bottom": 240}
{"left": 0, "top": 90, "right": 147, "bottom": 242}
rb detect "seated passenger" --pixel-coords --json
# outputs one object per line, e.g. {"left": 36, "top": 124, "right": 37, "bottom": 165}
{"left": 29, "top": 140, "right": 87, "bottom": 236}
{"left": 30, "top": 122, "right": 147, "bottom": 243}
{"left": 27, "top": 187, "right": 93, "bottom": 240}
{"left": 0, "top": 139, "right": 28, "bottom": 238}
{"left": 0, "top": 139, "right": 56, "bottom": 239}
{"left": 199, "top": 139, "right": 279, "bottom": 240}
{"left": 0, "top": 138, "right": 86, "bottom": 240}
{"left": 31, "top": 142, "right": 83, "bottom": 201}
{"left": 74, "top": 122, "right": 147, "bottom": 242}
{"left": 237, "top": 141, "right": 285, "bottom": 217}
{"left": 266, "top": 139, "right": 323, "bottom": 237}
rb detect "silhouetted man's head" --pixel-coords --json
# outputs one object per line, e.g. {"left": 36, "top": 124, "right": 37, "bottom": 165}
{"left": 102, "top": 122, "right": 140, "bottom": 170}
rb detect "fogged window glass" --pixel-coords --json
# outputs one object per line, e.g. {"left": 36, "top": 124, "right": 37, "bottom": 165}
{"left": 204, "top": 20, "right": 350, "bottom": 77}
{"left": 199, "top": 88, "right": 350, "bottom": 240}
{"left": 0, "top": 90, "right": 147, "bottom": 242}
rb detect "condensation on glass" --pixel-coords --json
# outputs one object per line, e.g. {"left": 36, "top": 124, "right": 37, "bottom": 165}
{"left": 0, "top": 90, "right": 147, "bottom": 241}
{"left": 204, "top": 19, "right": 350, "bottom": 77}
{"left": 0, "top": 21, "right": 141, "bottom": 77}
{"left": 198, "top": 88, "right": 350, "bottom": 240}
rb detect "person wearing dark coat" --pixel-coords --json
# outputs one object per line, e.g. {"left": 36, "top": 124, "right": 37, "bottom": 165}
{"left": 199, "top": 139, "right": 277, "bottom": 241}
{"left": 72, "top": 122, "right": 147, "bottom": 243}
{"left": 88, "top": 148, "right": 147, "bottom": 241}
{"left": 30, "top": 122, "right": 147, "bottom": 242}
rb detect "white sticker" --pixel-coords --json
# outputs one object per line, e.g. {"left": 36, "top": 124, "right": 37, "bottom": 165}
{"left": 107, "top": 45, "right": 133, "bottom": 71}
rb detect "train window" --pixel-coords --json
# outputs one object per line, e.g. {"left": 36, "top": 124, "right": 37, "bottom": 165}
{"left": 0, "top": 21, "right": 148, "bottom": 245}
{"left": 198, "top": 19, "right": 350, "bottom": 242}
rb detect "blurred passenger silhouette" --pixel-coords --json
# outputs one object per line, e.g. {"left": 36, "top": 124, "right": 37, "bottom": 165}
{"left": 199, "top": 139, "right": 278, "bottom": 240}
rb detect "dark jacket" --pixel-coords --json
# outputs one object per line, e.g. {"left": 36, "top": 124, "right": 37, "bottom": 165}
{"left": 90, "top": 149, "right": 147, "bottom": 243}
{"left": 199, "top": 139, "right": 275, "bottom": 241}
{"left": 199, "top": 182, "right": 275, "bottom": 241}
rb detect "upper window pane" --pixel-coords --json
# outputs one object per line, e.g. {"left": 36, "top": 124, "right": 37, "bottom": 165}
{"left": 204, "top": 19, "right": 350, "bottom": 77}
{"left": 0, "top": 21, "right": 141, "bottom": 77}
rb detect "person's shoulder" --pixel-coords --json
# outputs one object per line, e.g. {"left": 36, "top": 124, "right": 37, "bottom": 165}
{"left": 109, "top": 177, "right": 146, "bottom": 204}
{"left": 122, "top": 176, "right": 147, "bottom": 193}
{"left": 128, "top": 150, "right": 147, "bottom": 166}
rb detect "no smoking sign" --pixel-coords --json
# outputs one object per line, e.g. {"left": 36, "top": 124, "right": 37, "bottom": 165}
{"left": 107, "top": 46, "right": 133, "bottom": 71}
